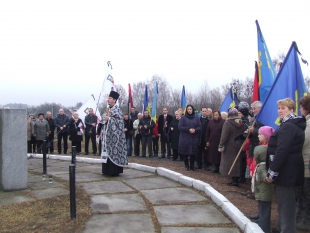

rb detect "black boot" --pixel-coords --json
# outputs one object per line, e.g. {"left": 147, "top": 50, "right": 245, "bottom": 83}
{"left": 296, "top": 214, "right": 310, "bottom": 231}
{"left": 227, "top": 177, "right": 239, "bottom": 187}
{"left": 184, "top": 156, "right": 189, "bottom": 171}
{"left": 213, "top": 164, "right": 220, "bottom": 173}
{"left": 189, "top": 155, "right": 196, "bottom": 171}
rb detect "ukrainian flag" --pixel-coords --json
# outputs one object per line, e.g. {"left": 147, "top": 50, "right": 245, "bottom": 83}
{"left": 181, "top": 85, "right": 187, "bottom": 114}
{"left": 256, "top": 41, "right": 307, "bottom": 129}
{"left": 219, "top": 87, "right": 238, "bottom": 112}
{"left": 151, "top": 82, "right": 158, "bottom": 122}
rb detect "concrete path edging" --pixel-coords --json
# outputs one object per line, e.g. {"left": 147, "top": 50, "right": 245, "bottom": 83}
{"left": 26, "top": 154, "right": 263, "bottom": 233}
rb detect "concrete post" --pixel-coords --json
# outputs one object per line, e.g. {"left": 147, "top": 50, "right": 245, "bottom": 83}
{"left": 0, "top": 109, "right": 28, "bottom": 191}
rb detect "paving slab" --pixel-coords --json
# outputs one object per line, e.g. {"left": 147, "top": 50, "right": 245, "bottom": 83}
{"left": 28, "top": 173, "right": 44, "bottom": 183}
{"left": 90, "top": 193, "right": 147, "bottom": 212}
{"left": 56, "top": 172, "right": 105, "bottom": 182}
{"left": 76, "top": 165, "right": 102, "bottom": 174}
{"left": 28, "top": 187, "right": 69, "bottom": 199}
{"left": 82, "top": 213, "right": 155, "bottom": 233}
{"left": 31, "top": 166, "right": 69, "bottom": 175}
{"left": 154, "top": 204, "right": 231, "bottom": 225}
{"left": 123, "top": 176, "right": 181, "bottom": 190}
{"left": 80, "top": 181, "right": 133, "bottom": 194}
{"left": 0, "top": 191, "right": 35, "bottom": 205}
{"left": 114, "top": 169, "right": 154, "bottom": 179}
{"left": 47, "top": 160, "right": 73, "bottom": 167}
{"left": 141, "top": 188, "right": 207, "bottom": 204}
{"left": 162, "top": 227, "right": 240, "bottom": 233}
{"left": 28, "top": 180, "right": 64, "bottom": 189}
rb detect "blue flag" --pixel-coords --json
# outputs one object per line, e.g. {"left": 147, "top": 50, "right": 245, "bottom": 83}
{"left": 256, "top": 41, "right": 307, "bottom": 129}
{"left": 181, "top": 85, "right": 187, "bottom": 114}
{"left": 219, "top": 88, "right": 239, "bottom": 112}
{"left": 151, "top": 82, "right": 158, "bottom": 122}
{"left": 142, "top": 85, "right": 150, "bottom": 113}
{"left": 256, "top": 20, "right": 277, "bottom": 103}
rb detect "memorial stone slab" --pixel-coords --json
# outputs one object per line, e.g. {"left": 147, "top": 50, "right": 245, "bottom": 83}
{"left": 0, "top": 109, "right": 27, "bottom": 191}
{"left": 80, "top": 181, "right": 133, "bottom": 194}
{"left": 123, "top": 176, "right": 181, "bottom": 190}
{"left": 114, "top": 169, "right": 154, "bottom": 179}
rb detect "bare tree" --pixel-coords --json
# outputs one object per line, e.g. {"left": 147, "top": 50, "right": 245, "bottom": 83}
{"left": 115, "top": 84, "right": 127, "bottom": 113}
{"left": 272, "top": 51, "right": 286, "bottom": 72}
{"left": 209, "top": 87, "right": 223, "bottom": 110}
{"left": 305, "top": 76, "right": 310, "bottom": 94}
{"left": 132, "top": 81, "right": 146, "bottom": 113}
{"left": 195, "top": 80, "right": 210, "bottom": 110}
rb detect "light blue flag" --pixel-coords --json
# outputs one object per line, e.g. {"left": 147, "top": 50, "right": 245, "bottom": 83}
{"left": 219, "top": 88, "right": 239, "bottom": 112}
{"left": 142, "top": 85, "right": 150, "bottom": 113}
{"left": 256, "top": 41, "right": 307, "bottom": 129}
{"left": 181, "top": 85, "right": 187, "bottom": 114}
{"left": 256, "top": 20, "right": 277, "bottom": 103}
{"left": 151, "top": 82, "right": 158, "bottom": 122}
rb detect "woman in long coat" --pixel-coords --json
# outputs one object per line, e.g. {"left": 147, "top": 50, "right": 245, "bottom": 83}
{"left": 169, "top": 110, "right": 182, "bottom": 161}
{"left": 205, "top": 110, "right": 225, "bottom": 173}
{"left": 178, "top": 105, "right": 201, "bottom": 171}
{"left": 68, "top": 112, "right": 84, "bottom": 154}
{"left": 218, "top": 107, "right": 244, "bottom": 186}
{"left": 34, "top": 113, "right": 50, "bottom": 154}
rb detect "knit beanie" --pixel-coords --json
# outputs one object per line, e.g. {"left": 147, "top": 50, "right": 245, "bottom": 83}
{"left": 258, "top": 126, "right": 275, "bottom": 139}
{"left": 228, "top": 107, "right": 239, "bottom": 117}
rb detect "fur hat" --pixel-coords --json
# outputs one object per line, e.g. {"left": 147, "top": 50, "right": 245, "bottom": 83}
{"left": 228, "top": 107, "right": 239, "bottom": 117}
{"left": 239, "top": 108, "right": 249, "bottom": 117}
{"left": 109, "top": 91, "right": 120, "bottom": 100}
{"left": 258, "top": 126, "right": 275, "bottom": 139}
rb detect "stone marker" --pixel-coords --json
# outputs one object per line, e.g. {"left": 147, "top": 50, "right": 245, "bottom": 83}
{"left": 0, "top": 109, "right": 28, "bottom": 191}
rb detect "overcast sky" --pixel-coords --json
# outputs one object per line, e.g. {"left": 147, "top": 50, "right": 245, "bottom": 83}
{"left": 0, "top": 0, "right": 309, "bottom": 107}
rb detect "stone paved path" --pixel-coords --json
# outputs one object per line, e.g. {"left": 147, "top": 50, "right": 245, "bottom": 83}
{"left": 1, "top": 158, "right": 252, "bottom": 232}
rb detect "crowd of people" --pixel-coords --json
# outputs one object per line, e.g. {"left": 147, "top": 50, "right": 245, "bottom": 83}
{"left": 26, "top": 94, "right": 310, "bottom": 233}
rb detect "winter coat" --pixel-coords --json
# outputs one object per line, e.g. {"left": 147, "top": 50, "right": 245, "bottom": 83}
{"left": 178, "top": 114, "right": 201, "bottom": 155}
{"left": 68, "top": 118, "right": 84, "bottom": 142}
{"left": 139, "top": 116, "right": 155, "bottom": 137}
{"left": 169, "top": 117, "right": 180, "bottom": 150}
{"left": 84, "top": 114, "right": 98, "bottom": 136}
{"left": 124, "top": 119, "right": 133, "bottom": 138}
{"left": 27, "top": 117, "right": 34, "bottom": 141}
{"left": 34, "top": 119, "right": 50, "bottom": 140}
{"left": 218, "top": 116, "right": 244, "bottom": 177}
{"left": 205, "top": 118, "right": 225, "bottom": 165}
{"left": 303, "top": 114, "right": 310, "bottom": 178}
{"left": 254, "top": 145, "right": 274, "bottom": 202}
{"left": 267, "top": 117, "right": 306, "bottom": 186}
{"left": 249, "top": 116, "right": 264, "bottom": 158}
{"left": 158, "top": 114, "right": 173, "bottom": 135}
{"left": 130, "top": 110, "right": 139, "bottom": 122}
{"left": 46, "top": 117, "right": 55, "bottom": 137}
{"left": 54, "top": 114, "right": 70, "bottom": 133}
{"left": 199, "top": 117, "right": 209, "bottom": 145}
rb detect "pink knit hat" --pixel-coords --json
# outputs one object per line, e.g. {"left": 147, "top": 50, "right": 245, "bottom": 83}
{"left": 258, "top": 126, "right": 275, "bottom": 139}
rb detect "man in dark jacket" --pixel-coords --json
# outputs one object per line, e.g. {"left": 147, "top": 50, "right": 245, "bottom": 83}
{"left": 84, "top": 108, "right": 98, "bottom": 155}
{"left": 158, "top": 107, "right": 173, "bottom": 158}
{"left": 196, "top": 107, "right": 209, "bottom": 169}
{"left": 139, "top": 110, "right": 155, "bottom": 157}
{"left": 130, "top": 106, "right": 139, "bottom": 122}
{"left": 124, "top": 113, "right": 133, "bottom": 156}
{"left": 54, "top": 109, "right": 70, "bottom": 154}
{"left": 46, "top": 111, "right": 55, "bottom": 154}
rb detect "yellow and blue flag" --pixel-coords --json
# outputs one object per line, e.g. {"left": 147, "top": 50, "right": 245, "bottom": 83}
{"left": 151, "top": 82, "right": 158, "bottom": 122}
{"left": 256, "top": 20, "right": 277, "bottom": 103}
{"left": 219, "top": 87, "right": 238, "bottom": 112}
{"left": 142, "top": 85, "right": 150, "bottom": 113}
{"left": 181, "top": 85, "right": 187, "bottom": 114}
{"left": 256, "top": 41, "right": 308, "bottom": 129}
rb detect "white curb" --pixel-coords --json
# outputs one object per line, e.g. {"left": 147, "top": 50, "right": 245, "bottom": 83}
{"left": 178, "top": 175, "right": 194, "bottom": 187}
{"left": 156, "top": 167, "right": 182, "bottom": 182}
{"left": 127, "top": 163, "right": 156, "bottom": 173}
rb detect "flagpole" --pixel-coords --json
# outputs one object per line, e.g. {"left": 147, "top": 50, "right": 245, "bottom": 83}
{"left": 96, "top": 61, "right": 112, "bottom": 116}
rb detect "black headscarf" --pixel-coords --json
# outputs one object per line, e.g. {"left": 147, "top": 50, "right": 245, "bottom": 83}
{"left": 185, "top": 104, "right": 195, "bottom": 118}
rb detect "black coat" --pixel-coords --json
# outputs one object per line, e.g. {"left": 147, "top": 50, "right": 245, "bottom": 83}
{"left": 158, "top": 114, "right": 173, "bottom": 135}
{"left": 249, "top": 116, "right": 264, "bottom": 158}
{"left": 68, "top": 118, "right": 84, "bottom": 142}
{"left": 124, "top": 119, "right": 133, "bottom": 138}
{"left": 54, "top": 114, "right": 70, "bottom": 133}
{"left": 199, "top": 117, "right": 209, "bottom": 145}
{"left": 46, "top": 117, "right": 55, "bottom": 136}
{"left": 84, "top": 114, "right": 98, "bottom": 136}
{"left": 139, "top": 116, "right": 155, "bottom": 136}
{"left": 169, "top": 117, "right": 180, "bottom": 150}
{"left": 267, "top": 117, "right": 306, "bottom": 186}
